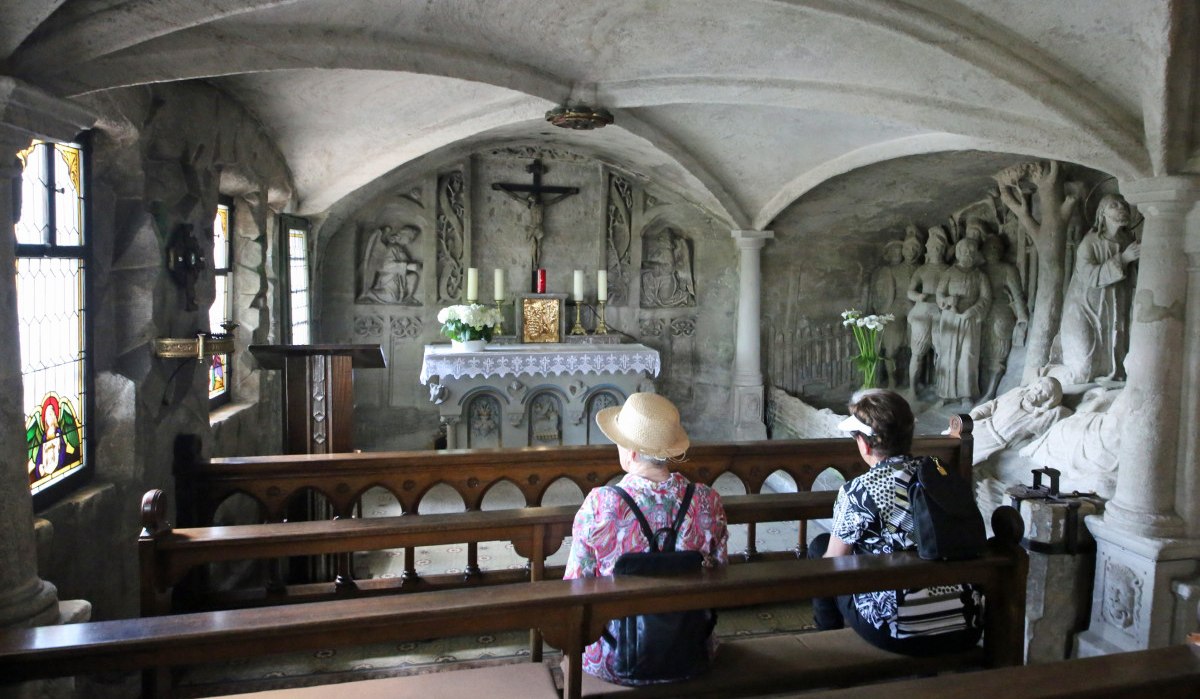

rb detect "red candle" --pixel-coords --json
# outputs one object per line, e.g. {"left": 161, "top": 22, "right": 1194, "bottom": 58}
{"left": 536, "top": 268, "right": 547, "bottom": 293}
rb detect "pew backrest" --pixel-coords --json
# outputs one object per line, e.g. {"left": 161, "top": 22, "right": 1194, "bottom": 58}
{"left": 175, "top": 418, "right": 974, "bottom": 525}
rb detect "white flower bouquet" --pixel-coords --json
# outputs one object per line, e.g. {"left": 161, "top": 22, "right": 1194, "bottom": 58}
{"left": 438, "top": 303, "right": 503, "bottom": 343}
{"left": 841, "top": 309, "right": 895, "bottom": 389}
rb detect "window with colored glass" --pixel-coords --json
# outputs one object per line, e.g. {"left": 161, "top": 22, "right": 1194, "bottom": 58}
{"left": 16, "top": 138, "right": 92, "bottom": 508}
{"left": 209, "top": 197, "right": 232, "bottom": 407}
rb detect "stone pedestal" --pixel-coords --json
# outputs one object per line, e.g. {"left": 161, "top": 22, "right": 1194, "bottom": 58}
{"left": 1076, "top": 516, "right": 1200, "bottom": 655}
{"left": 731, "top": 230, "right": 773, "bottom": 441}
{"left": 1019, "top": 497, "right": 1101, "bottom": 663}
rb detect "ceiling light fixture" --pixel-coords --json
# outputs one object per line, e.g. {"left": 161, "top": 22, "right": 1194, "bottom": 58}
{"left": 545, "top": 104, "right": 614, "bottom": 130}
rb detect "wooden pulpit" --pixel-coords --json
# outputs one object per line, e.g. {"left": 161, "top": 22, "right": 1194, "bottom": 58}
{"left": 250, "top": 344, "right": 386, "bottom": 454}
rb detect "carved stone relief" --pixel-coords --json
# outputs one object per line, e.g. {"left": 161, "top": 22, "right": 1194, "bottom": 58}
{"left": 528, "top": 392, "right": 562, "bottom": 446}
{"left": 606, "top": 174, "right": 633, "bottom": 306}
{"left": 354, "top": 314, "right": 385, "bottom": 338}
{"left": 1101, "top": 559, "right": 1143, "bottom": 632}
{"left": 436, "top": 171, "right": 466, "bottom": 302}
{"left": 934, "top": 237, "right": 989, "bottom": 403}
{"left": 390, "top": 316, "right": 422, "bottom": 339}
{"left": 357, "top": 224, "right": 422, "bottom": 305}
{"left": 467, "top": 394, "right": 501, "bottom": 449}
{"left": 640, "top": 226, "right": 696, "bottom": 308}
{"left": 586, "top": 391, "right": 620, "bottom": 443}
{"left": 765, "top": 315, "right": 855, "bottom": 396}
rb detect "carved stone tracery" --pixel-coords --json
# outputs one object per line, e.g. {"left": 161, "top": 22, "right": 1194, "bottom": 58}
{"left": 436, "top": 171, "right": 466, "bottom": 302}
{"left": 606, "top": 174, "right": 633, "bottom": 306}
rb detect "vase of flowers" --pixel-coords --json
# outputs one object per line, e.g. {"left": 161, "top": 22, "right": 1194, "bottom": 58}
{"left": 438, "top": 303, "right": 503, "bottom": 352}
{"left": 841, "top": 309, "right": 895, "bottom": 390}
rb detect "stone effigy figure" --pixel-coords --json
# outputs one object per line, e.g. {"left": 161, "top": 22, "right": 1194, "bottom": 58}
{"left": 905, "top": 226, "right": 950, "bottom": 392}
{"left": 1043, "top": 193, "right": 1140, "bottom": 384}
{"left": 358, "top": 224, "right": 422, "bottom": 304}
{"left": 980, "top": 234, "right": 1030, "bottom": 400}
{"left": 1019, "top": 386, "right": 1126, "bottom": 498}
{"left": 968, "top": 377, "right": 1071, "bottom": 465}
{"left": 869, "top": 241, "right": 906, "bottom": 387}
{"left": 934, "top": 238, "right": 991, "bottom": 403}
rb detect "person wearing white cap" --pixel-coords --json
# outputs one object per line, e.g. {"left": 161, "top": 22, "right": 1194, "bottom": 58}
{"left": 810, "top": 389, "right": 983, "bottom": 656}
{"left": 564, "top": 392, "right": 728, "bottom": 685}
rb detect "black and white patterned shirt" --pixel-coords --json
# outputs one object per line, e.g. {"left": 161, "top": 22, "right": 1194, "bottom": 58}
{"left": 831, "top": 454, "right": 977, "bottom": 636}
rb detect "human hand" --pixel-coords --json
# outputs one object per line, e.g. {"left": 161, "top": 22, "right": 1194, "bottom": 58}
{"left": 1121, "top": 242, "right": 1141, "bottom": 264}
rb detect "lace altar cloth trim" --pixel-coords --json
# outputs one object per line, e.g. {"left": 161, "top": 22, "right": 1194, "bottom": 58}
{"left": 420, "top": 343, "right": 660, "bottom": 383}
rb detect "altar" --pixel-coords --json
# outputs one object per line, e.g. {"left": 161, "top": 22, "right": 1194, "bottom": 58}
{"left": 419, "top": 343, "right": 660, "bottom": 449}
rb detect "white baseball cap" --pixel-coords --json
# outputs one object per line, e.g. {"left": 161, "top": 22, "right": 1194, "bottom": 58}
{"left": 836, "top": 414, "right": 875, "bottom": 436}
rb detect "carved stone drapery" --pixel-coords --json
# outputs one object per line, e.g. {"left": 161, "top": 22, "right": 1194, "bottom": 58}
{"left": 357, "top": 224, "right": 422, "bottom": 306}
{"left": 640, "top": 226, "right": 696, "bottom": 308}
{"left": 605, "top": 173, "right": 633, "bottom": 306}
{"left": 436, "top": 171, "right": 466, "bottom": 302}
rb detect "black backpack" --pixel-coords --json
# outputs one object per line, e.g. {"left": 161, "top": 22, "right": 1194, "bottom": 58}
{"left": 600, "top": 483, "right": 716, "bottom": 683}
{"left": 910, "top": 456, "right": 987, "bottom": 560}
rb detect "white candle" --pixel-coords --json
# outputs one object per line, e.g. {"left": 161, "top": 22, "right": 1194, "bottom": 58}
{"left": 493, "top": 268, "right": 506, "bottom": 301}
{"left": 573, "top": 269, "right": 585, "bottom": 302}
{"left": 597, "top": 270, "right": 608, "bottom": 301}
{"left": 466, "top": 267, "right": 479, "bottom": 302}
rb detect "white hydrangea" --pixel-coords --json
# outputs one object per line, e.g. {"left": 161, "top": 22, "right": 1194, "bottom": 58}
{"left": 438, "top": 303, "right": 502, "bottom": 341}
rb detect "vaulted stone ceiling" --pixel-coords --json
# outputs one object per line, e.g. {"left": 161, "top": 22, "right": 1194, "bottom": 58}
{"left": 3, "top": 0, "right": 1197, "bottom": 227}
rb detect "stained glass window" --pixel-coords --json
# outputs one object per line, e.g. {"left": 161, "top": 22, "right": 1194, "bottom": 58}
{"left": 285, "top": 218, "right": 311, "bottom": 344}
{"left": 209, "top": 199, "right": 232, "bottom": 406}
{"left": 16, "top": 140, "right": 90, "bottom": 506}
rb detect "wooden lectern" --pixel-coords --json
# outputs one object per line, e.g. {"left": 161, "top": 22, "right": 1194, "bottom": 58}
{"left": 250, "top": 344, "right": 386, "bottom": 454}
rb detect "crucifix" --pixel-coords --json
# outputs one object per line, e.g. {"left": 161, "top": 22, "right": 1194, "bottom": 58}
{"left": 492, "top": 159, "right": 580, "bottom": 278}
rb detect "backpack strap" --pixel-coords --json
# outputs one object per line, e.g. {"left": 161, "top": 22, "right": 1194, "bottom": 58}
{"left": 607, "top": 486, "right": 660, "bottom": 552}
{"left": 607, "top": 482, "right": 696, "bottom": 553}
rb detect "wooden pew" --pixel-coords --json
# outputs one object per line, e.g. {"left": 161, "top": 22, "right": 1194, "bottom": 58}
{"left": 139, "top": 488, "right": 838, "bottom": 616}
{"left": 173, "top": 426, "right": 975, "bottom": 527}
{"left": 1, "top": 517, "right": 1027, "bottom": 699}
{"left": 170, "top": 419, "right": 973, "bottom": 601}
{"left": 796, "top": 643, "right": 1200, "bottom": 699}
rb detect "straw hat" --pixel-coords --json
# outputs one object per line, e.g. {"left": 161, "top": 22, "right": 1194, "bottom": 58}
{"left": 596, "top": 392, "right": 690, "bottom": 459}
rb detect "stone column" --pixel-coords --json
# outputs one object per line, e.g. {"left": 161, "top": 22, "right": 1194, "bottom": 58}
{"left": 0, "top": 137, "right": 61, "bottom": 633}
{"left": 731, "top": 230, "right": 773, "bottom": 441}
{"left": 1077, "top": 176, "right": 1200, "bottom": 657}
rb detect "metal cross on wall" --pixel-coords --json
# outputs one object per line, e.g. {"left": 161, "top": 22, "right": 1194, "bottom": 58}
{"left": 491, "top": 159, "right": 580, "bottom": 276}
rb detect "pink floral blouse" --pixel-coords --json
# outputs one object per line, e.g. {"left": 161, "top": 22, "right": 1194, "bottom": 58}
{"left": 563, "top": 472, "right": 729, "bottom": 683}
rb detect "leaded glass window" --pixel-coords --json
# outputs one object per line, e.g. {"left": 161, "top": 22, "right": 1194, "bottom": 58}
{"left": 284, "top": 217, "right": 311, "bottom": 344}
{"left": 16, "top": 139, "right": 90, "bottom": 506}
{"left": 209, "top": 198, "right": 232, "bottom": 406}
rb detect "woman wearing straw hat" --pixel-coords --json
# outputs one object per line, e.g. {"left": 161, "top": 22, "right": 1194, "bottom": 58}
{"left": 564, "top": 392, "right": 728, "bottom": 685}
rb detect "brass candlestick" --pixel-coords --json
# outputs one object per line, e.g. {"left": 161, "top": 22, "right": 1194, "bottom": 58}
{"left": 494, "top": 300, "right": 506, "bottom": 335}
{"left": 570, "top": 301, "right": 587, "bottom": 335}
{"left": 594, "top": 300, "right": 610, "bottom": 335}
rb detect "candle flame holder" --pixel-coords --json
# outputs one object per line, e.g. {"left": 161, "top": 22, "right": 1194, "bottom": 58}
{"left": 494, "top": 300, "right": 506, "bottom": 335}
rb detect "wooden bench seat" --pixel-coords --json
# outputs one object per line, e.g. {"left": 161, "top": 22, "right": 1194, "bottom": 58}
{"left": 568, "top": 628, "right": 984, "bottom": 698}
{"left": 797, "top": 643, "right": 1200, "bottom": 699}
{"left": 139, "top": 489, "right": 839, "bottom": 615}
{"left": 216, "top": 662, "right": 561, "bottom": 699}
{"left": 0, "top": 523, "right": 1026, "bottom": 699}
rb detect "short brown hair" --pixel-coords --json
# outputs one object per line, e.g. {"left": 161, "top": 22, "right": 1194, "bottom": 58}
{"left": 848, "top": 389, "right": 914, "bottom": 457}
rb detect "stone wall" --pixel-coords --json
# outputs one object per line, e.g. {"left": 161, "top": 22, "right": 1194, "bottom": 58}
{"left": 29, "top": 82, "right": 292, "bottom": 619}
{"left": 317, "top": 145, "right": 736, "bottom": 447}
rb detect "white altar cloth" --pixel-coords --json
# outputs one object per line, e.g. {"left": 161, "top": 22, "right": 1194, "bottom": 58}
{"left": 419, "top": 343, "right": 660, "bottom": 384}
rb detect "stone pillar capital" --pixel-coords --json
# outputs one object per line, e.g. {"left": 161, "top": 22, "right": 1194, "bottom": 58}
{"left": 731, "top": 229, "right": 773, "bottom": 250}
{"left": 1118, "top": 176, "right": 1200, "bottom": 211}
{"left": 0, "top": 77, "right": 97, "bottom": 148}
